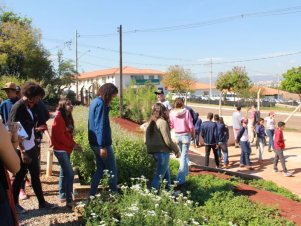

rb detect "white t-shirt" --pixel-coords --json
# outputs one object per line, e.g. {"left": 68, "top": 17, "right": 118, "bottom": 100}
{"left": 23, "top": 108, "right": 35, "bottom": 151}
{"left": 240, "top": 127, "right": 249, "bottom": 142}
{"left": 264, "top": 117, "right": 275, "bottom": 130}
{"left": 232, "top": 111, "right": 242, "bottom": 129}
{"left": 159, "top": 100, "right": 172, "bottom": 110}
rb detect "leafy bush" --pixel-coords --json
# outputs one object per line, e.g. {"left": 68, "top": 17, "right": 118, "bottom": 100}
{"left": 185, "top": 174, "right": 235, "bottom": 205}
{"left": 71, "top": 106, "right": 155, "bottom": 185}
{"left": 202, "top": 191, "right": 294, "bottom": 226}
{"left": 123, "top": 81, "right": 157, "bottom": 123}
{"left": 84, "top": 176, "right": 204, "bottom": 226}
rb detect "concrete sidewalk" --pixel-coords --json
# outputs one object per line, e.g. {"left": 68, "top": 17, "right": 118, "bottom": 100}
{"left": 188, "top": 131, "right": 301, "bottom": 197}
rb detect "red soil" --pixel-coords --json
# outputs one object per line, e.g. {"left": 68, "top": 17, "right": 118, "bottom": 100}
{"left": 113, "top": 117, "right": 301, "bottom": 225}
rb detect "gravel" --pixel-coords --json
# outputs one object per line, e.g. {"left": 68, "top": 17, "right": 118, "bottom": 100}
{"left": 18, "top": 119, "right": 84, "bottom": 226}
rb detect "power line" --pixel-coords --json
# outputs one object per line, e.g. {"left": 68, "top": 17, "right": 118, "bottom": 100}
{"left": 79, "top": 5, "right": 301, "bottom": 37}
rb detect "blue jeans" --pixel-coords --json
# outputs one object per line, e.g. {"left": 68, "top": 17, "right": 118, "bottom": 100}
{"left": 240, "top": 141, "right": 251, "bottom": 166}
{"left": 90, "top": 145, "right": 117, "bottom": 196}
{"left": 266, "top": 129, "right": 275, "bottom": 150}
{"left": 150, "top": 152, "right": 170, "bottom": 190}
{"left": 174, "top": 133, "right": 191, "bottom": 185}
{"left": 218, "top": 142, "right": 229, "bottom": 165}
{"left": 54, "top": 151, "right": 74, "bottom": 203}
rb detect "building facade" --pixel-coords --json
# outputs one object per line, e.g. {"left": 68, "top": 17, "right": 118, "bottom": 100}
{"left": 69, "top": 66, "right": 164, "bottom": 104}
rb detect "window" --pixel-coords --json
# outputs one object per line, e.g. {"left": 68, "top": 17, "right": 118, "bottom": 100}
{"left": 102, "top": 77, "right": 106, "bottom": 84}
{"left": 149, "top": 75, "right": 154, "bottom": 79}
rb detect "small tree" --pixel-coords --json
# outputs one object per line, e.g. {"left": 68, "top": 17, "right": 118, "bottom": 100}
{"left": 163, "top": 65, "right": 195, "bottom": 97}
{"left": 216, "top": 66, "right": 251, "bottom": 98}
{"left": 281, "top": 67, "right": 301, "bottom": 101}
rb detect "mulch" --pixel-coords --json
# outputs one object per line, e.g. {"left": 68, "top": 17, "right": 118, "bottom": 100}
{"left": 113, "top": 117, "right": 301, "bottom": 225}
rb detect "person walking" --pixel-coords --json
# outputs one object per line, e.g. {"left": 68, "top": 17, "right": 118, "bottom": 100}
{"left": 232, "top": 106, "right": 242, "bottom": 148}
{"left": 8, "top": 82, "right": 56, "bottom": 213}
{"left": 88, "top": 83, "right": 118, "bottom": 196}
{"left": 194, "top": 113, "right": 202, "bottom": 148}
{"left": 201, "top": 112, "right": 219, "bottom": 168}
{"left": 255, "top": 118, "right": 266, "bottom": 163}
{"left": 145, "top": 103, "right": 180, "bottom": 191}
{"left": 154, "top": 87, "right": 172, "bottom": 111}
{"left": 52, "top": 99, "right": 76, "bottom": 208}
{"left": 273, "top": 121, "right": 292, "bottom": 177}
{"left": 236, "top": 118, "right": 253, "bottom": 170}
{"left": 217, "top": 117, "right": 230, "bottom": 168}
{"left": 264, "top": 111, "right": 276, "bottom": 151}
{"left": 169, "top": 97, "right": 194, "bottom": 187}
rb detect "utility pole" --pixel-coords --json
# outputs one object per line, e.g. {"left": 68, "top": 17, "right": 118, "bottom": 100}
{"left": 209, "top": 57, "right": 213, "bottom": 97}
{"left": 277, "top": 74, "right": 280, "bottom": 99}
{"left": 75, "top": 30, "right": 79, "bottom": 100}
{"left": 118, "top": 25, "right": 123, "bottom": 117}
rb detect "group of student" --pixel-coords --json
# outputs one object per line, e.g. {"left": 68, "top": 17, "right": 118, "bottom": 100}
{"left": 233, "top": 105, "right": 292, "bottom": 176}
{"left": 145, "top": 88, "right": 232, "bottom": 191}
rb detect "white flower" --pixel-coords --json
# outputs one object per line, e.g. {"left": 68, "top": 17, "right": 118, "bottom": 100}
{"left": 112, "top": 218, "right": 119, "bottom": 222}
{"left": 90, "top": 196, "right": 95, "bottom": 200}
{"left": 148, "top": 210, "right": 156, "bottom": 216}
{"left": 124, "top": 213, "right": 134, "bottom": 217}
{"left": 155, "top": 204, "right": 159, "bottom": 208}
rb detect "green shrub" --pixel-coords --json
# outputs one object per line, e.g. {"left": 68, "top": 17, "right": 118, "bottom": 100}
{"left": 84, "top": 176, "right": 204, "bottom": 226}
{"left": 71, "top": 106, "right": 155, "bottom": 185}
{"left": 185, "top": 174, "right": 235, "bottom": 205}
{"left": 202, "top": 191, "right": 294, "bottom": 226}
{"left": 123, "top": 81, "right": 157, "bottom": 123}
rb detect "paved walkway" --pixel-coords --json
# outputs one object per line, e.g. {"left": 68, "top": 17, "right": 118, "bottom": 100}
{"left": 188, "top": 131, "right": 301, "bottom": 197}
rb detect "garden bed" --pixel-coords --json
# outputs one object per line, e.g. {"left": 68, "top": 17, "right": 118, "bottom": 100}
{"left": 112, "top": 116, "right": 301, "bottom": 225}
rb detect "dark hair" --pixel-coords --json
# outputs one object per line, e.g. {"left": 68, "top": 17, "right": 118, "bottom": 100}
{"left": 207, "top": 112, "right": 213, "bottom": 120}
{"left": 278, "top": 121, "right": 285, "bottom": 128}
{"left": 236, "top": 106, "right": 241, "bottom": 111}
{"left": 219, "top": 116, "right": 224, "bottom": 124}
{"left": 97, "top": 83, "right": 118, "bottom": 105}
{"left": 173, "top": 97, "right": 184, "bottom": 109}
{"left": 57, "top": 98, "right": 74, "bottom": 131}
{"left": 148, "top": 103, "right": 168, "bottom": 137}
{"left": 257, "top": 117, "right": 264, "bottom": 125}
{"left": 214, "top": 114, "right": 219, "bottom": 121}
{"left": 195, "top": 112, "right": 199, "bottom": 118}
{"left": 21, "top": 82, "right": 45, "bottom": 99}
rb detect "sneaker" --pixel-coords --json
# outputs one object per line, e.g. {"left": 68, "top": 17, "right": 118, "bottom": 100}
{"left": 19, "top": 189, "right": 28, "bottom": 200}
{"left": 273, "top": 168, "right": 278, "bottom": 173}
{"left": 268, "top": 148, "right": 272, "bottom": 152}
{"left": 15, "top": 204, "right": 27, "bottom": 214}
{"left": 66, "top": 201, "right": 74, "bottom": 209}
{"left": 284, "top": 172, "right": 292, "bottom": 177}
{"left": 39, "top": 201, "right": 57, "bottom": 210}
{"left": 239, "top": 164, "right": 245, "bottom": 168}
{"left": 224, "top": 164, "right": 230, "bottom": 169}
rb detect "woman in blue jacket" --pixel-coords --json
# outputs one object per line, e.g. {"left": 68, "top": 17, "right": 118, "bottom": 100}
{"left": 88, "top": 83, "right": 118, "bottom": 195}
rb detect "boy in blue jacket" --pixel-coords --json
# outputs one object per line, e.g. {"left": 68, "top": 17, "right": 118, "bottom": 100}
{"left": 201, "top": 112, "right": 219, "bottom": 168}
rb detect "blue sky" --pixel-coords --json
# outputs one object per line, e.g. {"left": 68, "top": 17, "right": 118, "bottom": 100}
{"left": 2, "top": 0, "right": 301, "bottom": 83}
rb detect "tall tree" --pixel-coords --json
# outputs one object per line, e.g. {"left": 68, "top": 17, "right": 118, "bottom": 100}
{"left": 281, "top": 66, "right": 301, "bottom": 100}
{"left": 0, "top": 10, "right": 54, "bottom": 82}
{"left": 44, "top": 50, "right": 76, "bottom": 103}
{"left": 162, "top": 65, "right": 195, "bottom": 94}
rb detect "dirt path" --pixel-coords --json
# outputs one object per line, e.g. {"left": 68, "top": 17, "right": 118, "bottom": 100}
{"left": 18, "top": 118, "right": 83, "bottom": 226}
{"left": 114, "top": 117, "right": 301, "bottom": 225}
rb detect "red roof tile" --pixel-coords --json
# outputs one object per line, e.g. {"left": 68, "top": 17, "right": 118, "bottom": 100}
{"left": 78, "top": 66, "right": 164, "bottom": 79}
